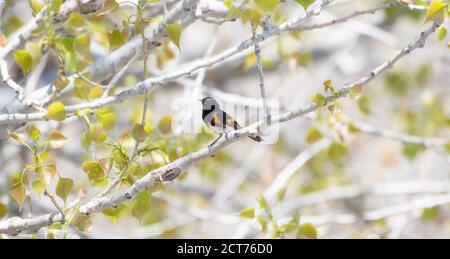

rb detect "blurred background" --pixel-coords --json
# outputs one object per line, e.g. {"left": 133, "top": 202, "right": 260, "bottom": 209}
{"left": 1, "top": 0, "right": 450, "bottom": 238}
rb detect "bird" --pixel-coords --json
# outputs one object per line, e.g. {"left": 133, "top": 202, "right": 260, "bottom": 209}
{"left": 199, "top": 97, "right": 262, "bottom": 152}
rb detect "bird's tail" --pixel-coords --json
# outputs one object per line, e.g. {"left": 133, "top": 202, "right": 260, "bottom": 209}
{"left": 248, "top": 133, "right": 263, "bottom": 142}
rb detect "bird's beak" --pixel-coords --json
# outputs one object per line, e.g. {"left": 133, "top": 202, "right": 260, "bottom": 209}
{"left": 197, "top": 99, "right": 202, "bottom": 102}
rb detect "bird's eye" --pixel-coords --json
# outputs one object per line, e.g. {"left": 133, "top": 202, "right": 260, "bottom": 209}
{"left": 211, "top": 105, "right": 215, "bottom": 110}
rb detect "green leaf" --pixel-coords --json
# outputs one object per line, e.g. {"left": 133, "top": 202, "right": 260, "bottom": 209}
{"left": 49, "top": 130, "right": 70, "bottom": 149}
{"left": 32, "top": 179, "right": 46, "bottom": 194}
{"left": 357, "top": 95, "right": 372, "bottom": 115}
{"left": 257, "top": 195, "right": 269, "bottom": 210}
{"left": 276, "top": 187, "right": 287, "bottom": 204}
{"left": 56, "top": 177, "right": 74, "bottom": 203}
{"left": 281, "top": 221, "right": 298, "bottom": 234}
{"left": 312, "top": 93, "right": 326, "bottom": 106}
{"left": 254, "top": 0, "right": 280, "bottom": 12}
{"left": 74, "top": 34, "right": 92, "bottom": 60}
{"left": 81, "top": 131, "right": 92, "bottom": 150}
{"left": 422, "top": 206, "right": 440, "bottom": 222}
{"left": 49, "top": 0, "right": 63, "bottom": 13}
{"left": 108, "top": 29, "right": 125, "bottom": 50}
{"left": 306, "top": 127, "right": 323, "bottom": 143}
{"left": 224, "top": 0, "right": 233, "bottom": 8}
{"left": 328, "top": 142, "right": 348, "bottom": 162}
{"left": 403, "top": 143, "right": 424, "bottom": 161}
{"left": 13, "top": 50, "right": 33, "bottom": 75}
{"left": 28, "top": 0, "right": 45, "bottom": 14}
{"left": 166, "top": 23, "right": 182, "bottom": 50}
{"left": 28, "top": 124, "right": 40, "bottom": 142}
{"left": 0, "top": 203, "right": 7, "bottom": 219}
{"left": 47, "top": 102, "right": 66, "bottom": 121}
{"left": 82, "top": 161, "right": 106, "bottom": 183}
{"left": 257, "top": 215, "right": 267, "bottom": 234}
{"left": 239, "top": 207, "right": 255, "bottom": 219}
{"left": 96, "top": 108, "right": 117, "bottom": 130}
{"left": 438, "top": 26, "right": 447, "bottom": 42}
{"left": 297, "top": 223, "right": 317, "bottom": 239}
{"left": 132, "top": 191, "right": 151, "bottom": 223}
{"left": 102, "top": 204, "right": 128, "bottom": 223}
{"left": 65, "top": 13, "right": 85, "bottom": 33}
{"left": 296, "top": 0, "right": 316, "bottom": 10}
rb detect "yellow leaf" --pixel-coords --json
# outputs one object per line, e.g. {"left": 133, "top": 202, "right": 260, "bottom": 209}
{"left": 166, "top": 23, "right": 182, "bottom": 50}
{"left": 424, "top": 0, "right": 447, "bottom": 23}
{"left": 49, "top": 130, "right": 70, "bottom": 148}
{"left": 47, "top": 102, "right": 66, "bottom": 121}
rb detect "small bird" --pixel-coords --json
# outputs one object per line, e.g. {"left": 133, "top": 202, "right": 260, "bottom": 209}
{"left": 200, "top": 97, "right": 262, "bottom": 151}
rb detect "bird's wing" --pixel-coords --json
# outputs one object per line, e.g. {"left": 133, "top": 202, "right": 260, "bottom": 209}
{"left": 224, "top": 111, "right": 241, "bottom": 130}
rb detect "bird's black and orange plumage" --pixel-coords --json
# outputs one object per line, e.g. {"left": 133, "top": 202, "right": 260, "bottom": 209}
{"left": 200, "top": 97, "right": 262, "bottom": 142}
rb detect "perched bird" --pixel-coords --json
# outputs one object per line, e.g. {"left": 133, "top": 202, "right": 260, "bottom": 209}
{"left": 200, "top": 97, "right": 262, "bottom": 150}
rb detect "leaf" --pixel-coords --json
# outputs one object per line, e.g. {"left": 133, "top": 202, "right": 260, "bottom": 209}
{"left": 254, "top": 0, "right": 280, "bottom": 12}
{"left": 47, "top": 102, "right": 66, "bottom": 121}
{"left": 158, "top": 115, "right": 173, "bottom": 135}
{"left": 29, "top": 0, "right": 45, "bottom": 14}
{"left": 96, "top": 108, "right": 117, "bottom": 130}
{"left": 36, "top": 165, "right": 57, "bottom": 184}
{"left": 49, "top": 130, "right": 70, "bottom": 148}
{"left": 239, "top": 207, "right": 255, "bottom": 219}
{"left": 328, "top": 142, "right": 348, "bottom": 162}
{"left": 132, "top": 124, "right": 149, "bottom": 143}
{"left": 357, "top": 95, "right": 372, "bottom": 115}
{"left": 73, "top": 78, "right": 91, "bottom": 100}
{"left": 276, "top": 187, "right": 287, "bottom": 204}
{"left": 281, "top": 221, "right": 298, "bottom": 234}
{"left": 9, "top": 132, "right": 27, "bottom": 145}
{"left": 306, "top": 127, "right": 323, "bottom": 143}
{"left": 312, "top": 93, "right": 326, "bottom": 106}
{"left": 257, "top": 215, "right": 267, "bottom": 234}
{"left": 89, "top": 85, "right": 104, "bottom": 99}
{"left": 424, "top": 0, "right": 447, "bottom": 23}
{"left": 81, "top": 131, "right": 92, "bottom": 150}
{"left": 102, "top": 204, "right": 128, "bottom": 223}
{"left": 13, "top": 50, "right": 33, "bottom": 75}
{"left": 49, "top": 0, "right": 63, "bottom": 13}
{"left": 32, "top": 179, "right": 46, "bottom": 194}
{"left": 297, "top": 223, "right": 317, "bottom": 239}
{"left": 10, "top": 183, "right": 26, "bottom": 208}
{"left": 296, "top": 0, "right": 316, "bottom": 10}
{"left": 132, "top": 191, "right": 151, "bottom": 223}
{"left": 166, "top": 23, "right": 182, "bottom": 50}
{"left": 28, "top": 124, "right": 40, "bottom": 142}
{"left": 82, "top": 161, "right": 106, "bottom": 182}
{"left": 107, "top": 29, "right": 125, "bottom": 50}
{"left": 65, "top": 13, "right": 85, "bottom": 33}
{"left": 0, "top": 203, "right": 7, "bottom": 219}
{"left": 89, "top": 123, "right": 107, "bottom": 144}
{"left": 422, "top": 206, "right": 440, "bottom": 222}
{"left": 74, "top": 34, "right": 92, "bottom": 61}
{"left": 403, "top": 143, "right": 424, "bottom": 161}
{"left": 56, "top": 177, "right": 74, "bottom": 203}
{"left": 257, "top": 195, "right": 269, "bottom": 210}
{"left": 438, "top": 26, "right": 447, "bottom": 42}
